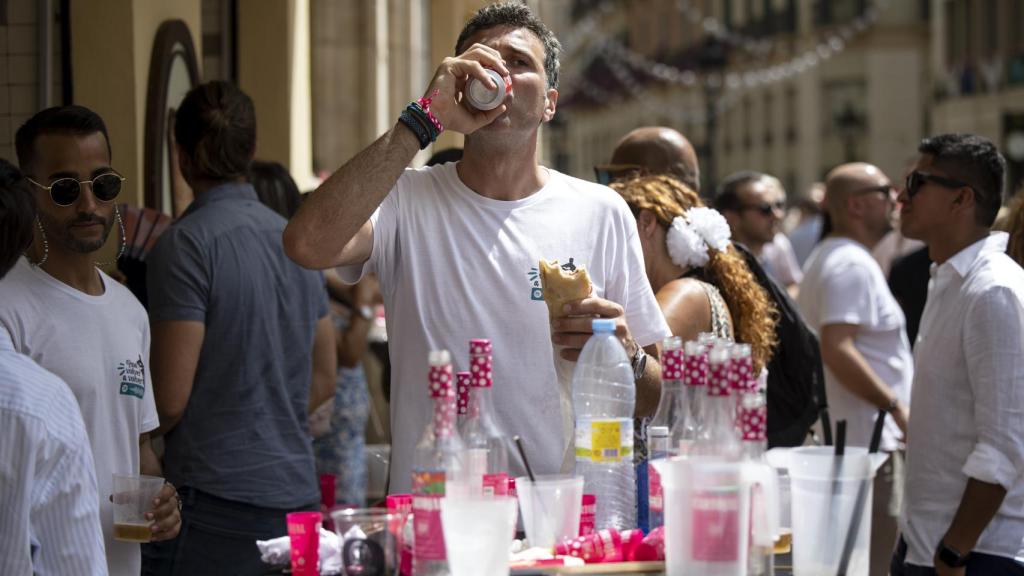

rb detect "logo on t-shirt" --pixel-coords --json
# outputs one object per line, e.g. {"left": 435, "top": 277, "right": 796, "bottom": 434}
{"left": 117, "top": 355, "right": 146, "bottom": 399}
{"left": 527, "top": 267, "right": 544, "bottom": 301}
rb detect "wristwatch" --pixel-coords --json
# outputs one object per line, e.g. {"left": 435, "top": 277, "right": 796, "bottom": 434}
{"left": 630, "top": 343, "right": 648, "bottom": 381}
{"left": 936, "top": 541, "right": 971, "bottom": 568}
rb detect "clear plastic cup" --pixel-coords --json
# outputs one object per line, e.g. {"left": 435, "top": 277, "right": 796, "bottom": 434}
{"left": 111, "top": 473, "right": 165, "bottom": 542}
{"left": 515, "top": 475, "right": 583, "bottom": 549}
{"left": 786, "top": 447, "right": 886, "bottom": 576}
{"left": 330, "top": 508, "right": 403, "bottom": 576}
{"left": 441, "top": 496, "right": 517, "bottom": 576}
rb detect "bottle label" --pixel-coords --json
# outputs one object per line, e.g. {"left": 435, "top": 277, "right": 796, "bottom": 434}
{"left": 648, "top": 463, "right": 663, "bottom": 514}
{"left": 412, "top": 469, "right": 446, "bottom": 561}
{"left": 690, "top": 487, "right": 741, "bottom": 562}
{"left": 580, "top": 494, "right": 596, "bottom": 535}
{"left": 575, "top": 418, "right": 633, "bottom": 463}
{"left": 483, "top": 473, "right": 509, "bottom": 496}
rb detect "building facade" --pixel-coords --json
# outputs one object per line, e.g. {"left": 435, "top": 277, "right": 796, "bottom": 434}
{"left": 551, "top": 0, "right": 931, "bottom": 197}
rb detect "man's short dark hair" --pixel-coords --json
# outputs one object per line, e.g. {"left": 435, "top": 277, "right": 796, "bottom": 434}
{"left": 454, "top": 1, "right": 561, "bottom": 89}
{"left": 0, "top": 158, "right": 36, "bottom": 278}
{"left": 175, "top": 81, "right": 257, "bottom": 182}
{"left": 918, "top": 133, "right": 1007, "bottom": 227}
{"left": 15, "top": 105, "right": 111, "bottom": 174}
{"left": 714, "top": 170, "right": 768, "bottom": 212}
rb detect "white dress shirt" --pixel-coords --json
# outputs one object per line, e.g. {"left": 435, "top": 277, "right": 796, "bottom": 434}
{"left": 0, "top": 330, "right": 108, "bottom": 575}
{"left": 900, "top": 232, "right": 1024, "bottom": 566}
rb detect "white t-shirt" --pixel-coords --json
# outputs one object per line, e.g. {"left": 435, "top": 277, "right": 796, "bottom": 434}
{"left": 0, "top": 258, "right": 159, "bottom": 576}
{"left": 797, "top": 237, "right": 912, "bottom": 451}
{"left": 339, "top": 163, "right": 670, "bottom": 493}
{"left": 761, "top": 232, "right": 803, "bottom": 287}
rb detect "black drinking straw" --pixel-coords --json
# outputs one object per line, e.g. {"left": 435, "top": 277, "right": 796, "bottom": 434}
{"left": 513, "top": 435, "right": 536, "bottom": 483}
{"left": 836, "top": 411, "right": 887, "bottom": 575}
{"left": 822, "top": 419, "right": 847, "bottom": 570}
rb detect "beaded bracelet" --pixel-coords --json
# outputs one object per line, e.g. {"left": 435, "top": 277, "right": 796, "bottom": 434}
{"left": 416, "top": 90, "right": 445, "bottom": 134}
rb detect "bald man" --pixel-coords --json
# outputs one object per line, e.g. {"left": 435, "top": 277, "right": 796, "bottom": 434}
{"left": 796, "top": 162, "right": 913, "bottom": 575}
{"left": 597, "top": 127, "right": 700, "bottom": 192}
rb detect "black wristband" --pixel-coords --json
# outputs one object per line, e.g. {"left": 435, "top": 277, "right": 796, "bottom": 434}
{"left": 406, "top": 103, "right": 440, "bottom": 141}
{"left": 398, "top": 110, "right": 431, "bottom": 150}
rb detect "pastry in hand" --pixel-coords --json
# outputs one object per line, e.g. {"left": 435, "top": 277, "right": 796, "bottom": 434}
{"left": 539, "top": 259, "right": 592, "bottom": 319}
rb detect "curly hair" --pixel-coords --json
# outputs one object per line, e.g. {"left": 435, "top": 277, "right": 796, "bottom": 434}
{"left": 612, "top": 174, "right": 779, "bottom": 371}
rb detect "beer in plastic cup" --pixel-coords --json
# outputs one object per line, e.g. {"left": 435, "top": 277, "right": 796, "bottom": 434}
{"left": 112, "top": 473, "right": 165, "bottom": 542}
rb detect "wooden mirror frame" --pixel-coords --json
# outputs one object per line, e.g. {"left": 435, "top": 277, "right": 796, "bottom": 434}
{"left": 144, "top": 19, "right": 200, "bottom": 213}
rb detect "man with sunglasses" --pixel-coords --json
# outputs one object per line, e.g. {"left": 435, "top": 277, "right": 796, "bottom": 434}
{"left": 715, "top": 171, "right": 803, "bottom": 293}
{"left": 797, "top": 162, "right": 913, "bottom": 576}
{"left": 891, "top": 134, "right": 1024, "bottom": 576}
{"left": 0, "top": 106, "right": 181, "bottom": 576}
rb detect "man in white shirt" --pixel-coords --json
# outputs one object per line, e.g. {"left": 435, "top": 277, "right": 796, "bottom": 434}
{"left": 797, "top": 162, "right": 913, "bottom": 575}
{"left": 0, "top": 158, "right": 108, "bottom": 575}
{"left": 284, "top": 2, "right": 671, "bottom": 493}
{"left": 892, "top": 133, "right": 1024, "bottom": 575}
{"left": 0, "top": 106, "right": 181, "bottom": 575}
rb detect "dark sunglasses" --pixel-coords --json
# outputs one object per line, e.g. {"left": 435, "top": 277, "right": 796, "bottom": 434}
{"left": 739, "top": 200, "right": 786, "bottom": 216}
{"left": 27, "top": 173, "right": 125, "bottom": 206}
{"left": 904, "top": 171, "right": 971, "bottom": 198}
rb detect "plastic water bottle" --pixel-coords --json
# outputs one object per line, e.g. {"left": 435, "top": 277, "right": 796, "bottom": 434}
{"left": 572, "top": 319, "right": 636, "bottom": 531}
{"left": 458, "top": 339, "right": 510, "bottom": 496}
{"left": 412, "top": 350, "right": 466, "bottom": 576}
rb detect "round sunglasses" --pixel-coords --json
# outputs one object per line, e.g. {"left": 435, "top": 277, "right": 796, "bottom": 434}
{"left": 27, "top": 173, "right": 125, "bottom": 206}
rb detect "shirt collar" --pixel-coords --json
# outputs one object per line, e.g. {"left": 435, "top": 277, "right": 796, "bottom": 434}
{"left": 943, "top": 232, "right": 1009, "bottom": 279}
{"left": 181, "top": 181, "right": 258, "bottom": 217}
{"left": 0, "top": 328, "right": 13, "bottom": 352}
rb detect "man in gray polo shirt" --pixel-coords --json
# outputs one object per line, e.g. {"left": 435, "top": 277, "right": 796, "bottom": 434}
{"left": 144, "top": 81, "right": 335, "bottom": 575}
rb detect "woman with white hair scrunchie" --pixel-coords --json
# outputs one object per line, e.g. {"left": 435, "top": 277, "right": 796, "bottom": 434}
{"left": 610, "top": 174, "right": 778, "bottom": 373}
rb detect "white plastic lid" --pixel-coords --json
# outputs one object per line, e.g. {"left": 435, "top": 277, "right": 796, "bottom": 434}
{"left": 648, "top": 425, "right": 669, "bottom": 437}
{"left": 684, "top": 340, "right": 704, "bottom": 356}
{"left": 428, "top": 349, "right": 451, "bottom": 366}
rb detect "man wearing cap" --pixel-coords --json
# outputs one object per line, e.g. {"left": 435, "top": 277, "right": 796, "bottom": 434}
{"left": 285, "top": 2, "right": 670, "bottom": 493}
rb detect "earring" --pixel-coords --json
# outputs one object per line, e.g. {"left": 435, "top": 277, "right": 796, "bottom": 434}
{"left": 29, "top": 217, "right": 49, "bottom": 267}
{"left": 93, "top": 205, "right": 126, "bottom": 268}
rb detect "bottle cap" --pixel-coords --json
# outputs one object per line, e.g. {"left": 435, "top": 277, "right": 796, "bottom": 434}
{"left": 648, "top": 425, "right": 669, "bottom": 437}
{"left": 591, "top": 318, "right": 616, "bottom": 333}
{"left": 662, "top": 347, "right": 684, "bottom": 380}
{"left": 427, "top": 350, "right": 453, "bottom": 398}
{"left": 456, "top": 371, "right": 472, "bottom": 414}
{"left": 662, "top": 336, "right": 682, "bottom": 350}
{"left": 469, "top": 339, "right": 493, "bottom": 388}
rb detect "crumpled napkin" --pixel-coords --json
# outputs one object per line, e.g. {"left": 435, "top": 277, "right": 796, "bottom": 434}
{"left": 256, "top": 527, "right": 342, "bottom": 575}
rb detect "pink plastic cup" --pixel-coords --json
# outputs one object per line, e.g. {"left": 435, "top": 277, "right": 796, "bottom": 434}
{"left": 287, "top": 511, "right": 322, "bottom": 575}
